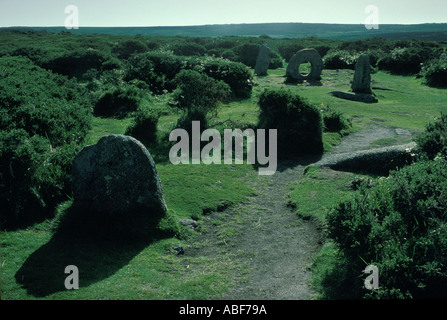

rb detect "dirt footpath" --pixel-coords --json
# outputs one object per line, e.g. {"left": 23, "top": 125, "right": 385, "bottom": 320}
{"left": 186, "top": 124, "right": 413, "bottom": 300}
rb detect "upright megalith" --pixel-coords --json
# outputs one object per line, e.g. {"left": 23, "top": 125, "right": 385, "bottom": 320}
{"left": 255, "top": 44, "right": 271, "bottom": 76}
{"left": 72, "top": 135, "right": 167, "bottom": 217}
{"left": 286, "top": 49, "right": 323, "bottom": 82}
{"left": 351, "top": 54, "right": 372, "bottom": 94}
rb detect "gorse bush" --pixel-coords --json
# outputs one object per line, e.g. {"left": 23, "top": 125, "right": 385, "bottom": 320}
{"left": 43, "top": 49, "right": 119, "bottom": 79}
{"left": 323, "top": 50, "right": 359, "bottom": 70}
{"left": 112, "top": 39, "right": 148, "bottom": 60}
{"left": 268, "top": 50, "right": 284, "bottom": 69}
{"left": 378, "top": 45, "right": 441, "bottom": 75}
{"left": 326, "top": 159, "right": 447, "bottom": 299}
{"left": 321, "top": 105, "right": 352, "bottom": 133}
{"left": 257, "top": 88, "right": 323, "bottom": 158}
{"left": 415, "top": 113, "right": 447, "bottom": 160}
{"left": 0, "top": 56, "right": 91, "bottom": 229}
{"left": 172, "top": 69, "right": 231, "bottom": 130}
{"left": 125, "top": 52, "right": 253, "bottom": 98}
{"left": 233, "top": 43, "right": 260, "bottom": 68}
{"left": 420, "top": 52, "right": 447, "bottom": 88}
{"left": 0, "top": 56, "right": 91, "bottom": 145}
{"left": 94, "top": 84, "right": 150, "bottom": 118}
{"left": 125, "top": 106, "right": 160, "bottom": 145}
{"left": 170, "top": 41, "right": 207, "bottom": 57}
{"left": 194, "top": 57, "right": 253, "bottom": 98}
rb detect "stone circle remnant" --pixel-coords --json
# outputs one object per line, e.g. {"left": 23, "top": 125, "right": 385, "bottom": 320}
{"left": 351, "top": 54, "right": 372, "bottom": 94}
{"left": 286, "top": 48, "right": 323, "bottom": 82}
{"left": 72, "top": 134, "right": 167, "bottom": 217}
{"left": 255, "top": 44, "right": 271, "bottom": 76}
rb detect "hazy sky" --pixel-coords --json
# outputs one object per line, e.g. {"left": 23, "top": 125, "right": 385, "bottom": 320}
{"left": 0, "top": 0, "right": 446, "bottom": 27}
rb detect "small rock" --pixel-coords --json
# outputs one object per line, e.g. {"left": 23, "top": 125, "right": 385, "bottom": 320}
{"left": 395, "top": 128, "right": 411, "bottom": 136}
{"left": 173, "top": 244, "right": 185, "bottom": 255}
{"left": 179, "top": 219, "right": 199, "bottom": 230}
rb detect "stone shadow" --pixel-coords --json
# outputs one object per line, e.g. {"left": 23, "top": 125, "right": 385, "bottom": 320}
{"left": 15, "top": 204, "right": 171, "bottom": 298}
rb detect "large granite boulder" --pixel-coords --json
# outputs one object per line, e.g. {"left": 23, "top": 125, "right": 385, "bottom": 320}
{"left": 255, "top": 44, "right": 271, "bottom": 76}
{"left": 72, "top": 135, "right": 167, "bottom": 217}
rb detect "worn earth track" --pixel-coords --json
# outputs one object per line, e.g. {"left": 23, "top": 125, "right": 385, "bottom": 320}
{"left": 185, "top": 124, "right": 413, "bottom": 300}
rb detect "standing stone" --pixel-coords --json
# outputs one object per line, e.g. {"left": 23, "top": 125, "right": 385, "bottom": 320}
{"left": 351, "top": 54, "right": 372, "bottom": 94}
{"left": 286, "top": 49, "right": 323, "bottom": 82}
{"left": 72, "top": 135, "right": 167, "bottom": 217}
{"left": 255, "top": 44, "right": 271, "bottom": 76}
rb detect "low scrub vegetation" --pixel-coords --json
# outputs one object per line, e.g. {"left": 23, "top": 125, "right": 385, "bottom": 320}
{"left": 257, "top": 88, "right": 324, "bottom": 158}
{"left": 318, "top": 115, "right": 447, "bottom": 299}
{"left": 0, "top": 56, "right": 91, "bottom": 229}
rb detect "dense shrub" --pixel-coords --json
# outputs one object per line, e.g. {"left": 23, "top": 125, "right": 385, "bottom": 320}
{"left": 0, "top": 56, "right": 91, "bottom": 229}
{"left": 124, "top": 54, "right": 158, "bottom": 89}
{"left": 326, "top": 159, "right": 447, "bottom": 299}
{"left": 221, "top": 49, "right": 238, "bottom": 61}
{"left": 378, "top": 46, "right": 439, "bottom": 75}
{"left": 125, "top": 52, "right": 253, "bottom": 98}
{"left": 420, "top": 52, "right": 447, "bottom": 88}
{"left": 94, "top": 84, "right": 150, "bottom": 118}
{"left": 124, "top": 51, "right": 188, "bottom": 94}
{"left": 125, "top": 106, "right": 160, "bottom": 145}
{"left": 112, "top": 39, "right": 148, "bottom": 60}
{"left": 257, "top": 88, "right": 323, "bottom": 158}
{"left": 323, "top": 50, "right": 359, "bottom": 70}
{"left": 337, "top": 38, "right": 395, "bottom": 52}
{"left": 233, "top": 43, "right": 260, "bottom": 68}
{"left": 43, "top": 49, "right": 115, "bottom": 79}
{"left": 415, "top": 113, "right": 447, "bottom": 159}
{"left": 195, "top": 57, "right": 253, "bottom": 98}
{"left": 269, "top": 50, "right": 284, "bottom": 69}
{"left": 170, "top": 41, "right": 207, "bottom": 57}
{"left": 172, "top": 70, "right": 230, "bottom": 130}
{"left": 278, "top": 43, "right": 304, "bottom": 62}
{"left": 321, "top": 105, "right": 352, "bottom": 133}
{"left": 9, "top": 46, "right": 52, "bottom": 67}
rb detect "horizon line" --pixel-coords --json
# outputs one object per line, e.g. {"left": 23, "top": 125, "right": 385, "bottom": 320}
{"left": 2, "top": 21, "right": 447, "bottom": 29}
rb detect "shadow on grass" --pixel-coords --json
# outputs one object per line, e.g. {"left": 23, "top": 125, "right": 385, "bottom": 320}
{"left": 15, "top": 203, "right": 177, "bottom": 298}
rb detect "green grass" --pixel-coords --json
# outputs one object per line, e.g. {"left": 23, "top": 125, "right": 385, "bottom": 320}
{"left": 2, "top": 65, "right": 447, "bottom": 300}
{"left": 158, "top": 163, "right": 256, "bottom": 220}
{"left": 85, "top": 116, "right": 132, "bottom": 145}
{"left": 299, "top": 70, "right": 446, "bottom": 132}
{"left": 1, "top": 112, "right": 257, "bottom": 300}
{"left": 286, "top": 165, "right": 375, "bottom": 298}
{"left": 1, "top": 220, "right": 247, "bottom": 299}
{"left": 287, "top": 165, "right": 367, "bottom": 222}
{"left": 1, "top": 162, "right": 256, "bottom": 300}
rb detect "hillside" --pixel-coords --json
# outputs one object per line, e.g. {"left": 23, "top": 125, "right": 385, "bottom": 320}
{"left": 3, "top": 22, "right": 447, "bottom": 40}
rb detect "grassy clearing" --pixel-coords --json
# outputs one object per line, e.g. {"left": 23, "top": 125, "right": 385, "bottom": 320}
{"left": 255, "top": 68, "right": 446, "bottom": 133}
{"left": 2, "top": 67, "right": 446, "bottom": 300}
